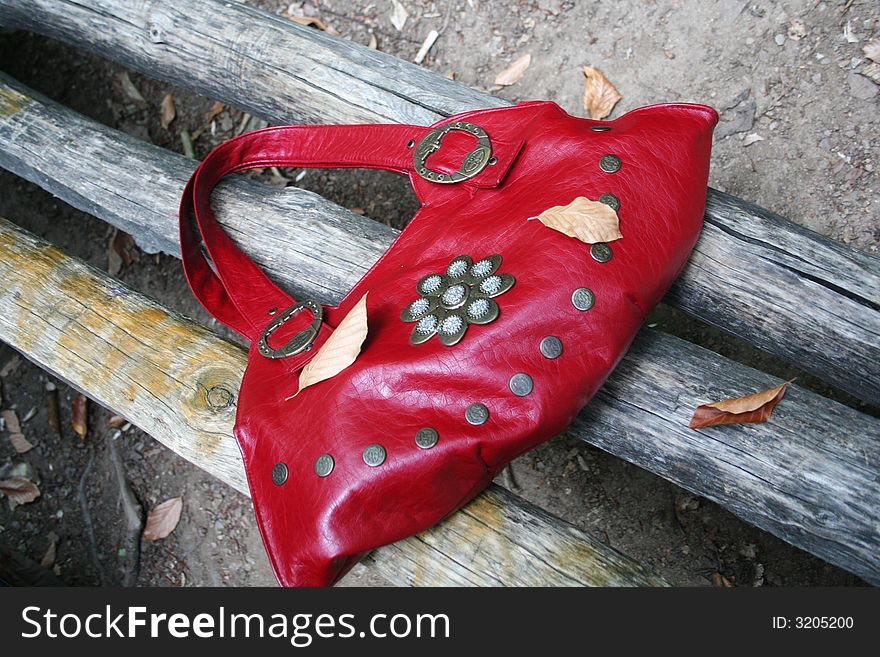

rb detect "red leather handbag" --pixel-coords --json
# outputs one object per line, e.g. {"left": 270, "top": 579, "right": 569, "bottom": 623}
{"left": 179, "top": 100, "right": 718, "bottom": 586}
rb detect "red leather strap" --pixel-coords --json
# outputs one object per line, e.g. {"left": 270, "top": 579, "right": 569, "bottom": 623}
{"left": 179, "top": 118, "right": 524, "bottom": 344}
{"left": 180, "top": 124, "right": 433, "bottom": 342}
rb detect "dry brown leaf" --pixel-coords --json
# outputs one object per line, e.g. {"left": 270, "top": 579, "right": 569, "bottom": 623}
{"left": 107, "top": 414, "right": 127, "bottom": 429}
{"left": 290, "top": 293, "right": 369, "bottom": 398}
{"left": 581, "top": 65, "right": 622, "bottom": 120}
{"left": 205, "top": 101, "right": 225, "bottom": 123}
{"left": 368, "top": 32, "right": 378, "bottom": 49}
{"left": 71, "top": 394, "right": 88, "bottom": 440}
{"left": 864, "top": 39, "right": 880, "bottom": 64}
{"left": 0, "top": 476, "right": 40, "bottom": 510}
{"left": 711, "top": 572, "right": 735, "bottom": 587}
{"left": 160, "top": 93, "right": 176, "bottom": 130}
{"left": 289, "top": 15, "right": 328, "bottom": 31}
{"left": 41, "top": 533, "right": 58, "bottom": 569}
{"left": 9, "top": 433, "right": 33, "bottom": 454}
{"left": 0, "top": 355, "right": 22, "bottom": 378}
{"left": 2, "top": 408, "right": 21, "bottom": 433}
{"left": 531, "top": 196, "right": 623, "bottom": 244}
{"left": 689, "top": 381, "right": 792, "bottom": 429}
{"left": 494, "top": 54, "right": 531, "bottom": 86}
{"left": 143, "top": 497, "right": 183, "bottom": 541}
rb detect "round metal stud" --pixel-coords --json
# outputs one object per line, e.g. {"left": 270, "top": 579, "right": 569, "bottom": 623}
{"left": 509, "top": 373, "right": 534, "bottom": 397}
{"left": 465, "top": 402, "right": 490, "bottom": 426}
{"left": 540, "top": 336, "right": 563, "bottom": 359}
{"left": 599, "top": 154, "right": 621, "bottom": 173}
{"left": 571, "top": 287, "right": 595, "bottom": 311}
{"left": 590, "top": 125, "right": 611, "bottom": 132}
{"left": 598, "top": 193, "right": 620, "bottom": 211}
{"left": 268, "top": 307, "right": 278, "bottom": 316}
{"left": 362, "top": 444, "right": 386, "bottom": 467}
{"left": 314, "top": 453, "right": 334, "bottom": 477}
{"left": 415, "top": 427, "right": 439, "bottom": 450}
{"left": 271, "top": 462, "right": 288, "bottom": 486}
{"left": 590, "top": 243, "right": 613, "bottom": 263}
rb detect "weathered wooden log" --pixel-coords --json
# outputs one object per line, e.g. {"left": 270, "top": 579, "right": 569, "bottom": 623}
{"left": 0, "top": 216, "right": 667, "bottom": 587}
{"left": 1, "top": 78, "right": 878, "bottom": 584}
{"left": 1, "top": 0, "right": 876, "bottom": 406}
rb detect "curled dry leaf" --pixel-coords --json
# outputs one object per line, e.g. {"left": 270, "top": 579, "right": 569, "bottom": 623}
{"left": 689, "top": 381, "right": 792, "bottom": 429}
{"left": 41, "top": 532, "right": 59, "bottom": 569}
{"left": 289, "top": 293, "right": 369, "bottom": 399}
{"left": 0, "top": 470, "right": 40, "bottom": 510}
{"left": 288, "top": 15, "right": 328, "bottom": 31}
{"left": 2, "top": 409, "right": 32, "bottom": 453}
{"left": 205, "top": 100, "right": 225, "bottom": 123}
{"left": 71, "top": 393, "right": 88, "bottom": 440}
{"left": 494, "top": 53, "right": 531, "bottom": 87}
{"left": 160, "top": 93, "right": 176, "bottom": 130}
{"left": 581, "top": 65, "right": 622, "bottom": 120}
{"left": 368, "top": 32, "right": 378, "bottom": 50}
{"left": 531, "top": 196, "right": 623, "bottom": 244}
{"left": 863, "top": 39, "right": 880, "bottom": 64}
{"left": 143, "top": 497, "right": 183, "bottom": 541}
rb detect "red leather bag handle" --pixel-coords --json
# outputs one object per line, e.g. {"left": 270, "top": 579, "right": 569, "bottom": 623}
{"left": 180, "top": 116, "right": 524, "bottom": 344}
{"left": 179, "top": 124, "right": 435, "bottom": 341}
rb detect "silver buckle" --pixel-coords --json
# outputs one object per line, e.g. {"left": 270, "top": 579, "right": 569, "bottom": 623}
{"left": 257, "top": 299, "right": 322, "bottom": 359}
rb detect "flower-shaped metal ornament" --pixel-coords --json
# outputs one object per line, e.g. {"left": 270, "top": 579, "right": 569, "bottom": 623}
{"left": 400, "top": 254, "right": 515, "bottom": 346}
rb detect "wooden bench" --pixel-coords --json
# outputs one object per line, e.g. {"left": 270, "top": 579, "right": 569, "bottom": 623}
{"left": 1, "top": 0, "right": 878, "bottom": 585}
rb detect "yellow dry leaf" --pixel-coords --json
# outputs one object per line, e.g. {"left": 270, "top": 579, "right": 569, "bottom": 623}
{"left": 494, "top": 54, "right": 531, "bottom": 86}
{"left": 581, "top": 66, "right": 622, "bottom": 120}
{"left": 532, "top": 196, "right": 622, "bottom": 244}
{"left": 292, "top": 293, "right": 369, "bottom": 397}
{"left": 160, "top": 93, "right": 176, "bottom": 130}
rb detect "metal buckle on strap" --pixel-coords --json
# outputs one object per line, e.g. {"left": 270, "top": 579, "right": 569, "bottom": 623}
{"left": 413, "top": 121, "right": 492, "bottom": 184}
{"left": 257, "top": 299, "right": 323, "bottom": 359}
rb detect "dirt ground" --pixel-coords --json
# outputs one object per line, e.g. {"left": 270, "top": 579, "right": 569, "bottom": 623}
{"left": 0, "top": 0, "right": 877, "bottom": 587}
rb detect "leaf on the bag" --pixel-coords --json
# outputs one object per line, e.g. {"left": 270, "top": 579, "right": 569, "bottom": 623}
{"left": 160, "top": 93, "right": 176, "bottom": 130}
{"left": 0, "top": 473, "right": 40, "bottom": 510}
{"left": 494, "top": 53, "right": 531, "bottom": 86}
{"left": 71, "top": 394, "right": 88, "bottom": 440}
{"left": 290, "top": 293, "right": 369, "bottom": 398}
{"left": 530, "top": 196, "right": 623, "bottom": 244}
{"left": 581, "top": 65, "right": 622, "bottom": 120}
{"left": 143, "top": 497, "right": 183, "bottom": 541}
{"left": 689, "top": 381, "right": 792, "bottom": 429}
{"left": 390, "top": 0, "right": 408, "bottom": 31}
{"left": 864, "top": 39, "right": 880, "bottom": 64}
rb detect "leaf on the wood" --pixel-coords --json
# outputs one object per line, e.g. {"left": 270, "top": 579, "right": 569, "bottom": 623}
{"left": 581, "top": 65, "right": 622, "bottom": 120}
{"left": 863, "top": 39, "right": 880, "bottom": 64}
{"left": 71, "top": 394, "right": 88, "bottom": 440}
{"left": 494, "top": 53, "right": 531, "bottom": 87}
{"left": 0, "top": 473, "right": 40, "bottom": 511}
{"left": 160, "top": 93, "right": 176, "bottom": 130}
{"left": 40, "top": 532, "right": 58, "bottom": 569}
{"left": 390, "top": 0, "right": 408, "bottom": 31}
{"left": 46, "top": 381, "right": 60, "bottom": 436}
{"left": 288, "top": 15, "right": 328, "bottom": 31}
{"left": 689, "top": 381, "right": 792, "bottom": 429}
{"left": 368, "top": 32, "right": 378, "bottom": 49}
{"left": 143, "top": 497, "right": 183, "bottom": 541}
{"left": 530, "top": 196, "right": 623, "bottom": 244}
{"left": 290, "top": 293, "right": 369, "bottom": 398}
{"left": 710, "top": 572, "right": 734, "bottom": 587}
{"left": 118, "top": 72, "right": 146, "bottom": 105}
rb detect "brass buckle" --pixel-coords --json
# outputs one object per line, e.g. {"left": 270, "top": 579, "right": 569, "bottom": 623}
{"left": 413, "top": 121, "right": 492, "bottom": 184}
{"left": 257, "top": 299, "right": 323, "bottom": 359}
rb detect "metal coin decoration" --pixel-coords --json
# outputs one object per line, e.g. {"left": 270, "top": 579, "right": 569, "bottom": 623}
{"left": 401, "top": 254, "right": 515, "bottom": 346}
